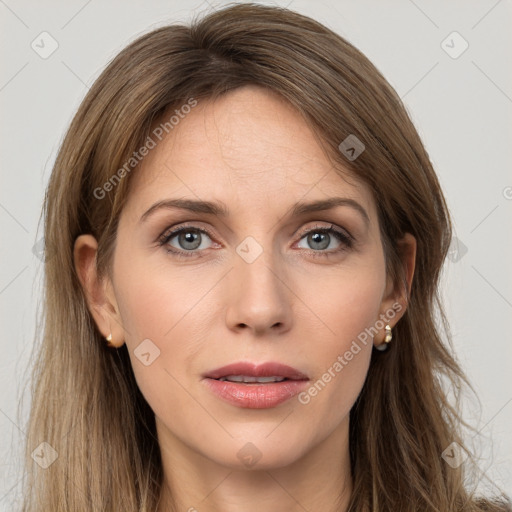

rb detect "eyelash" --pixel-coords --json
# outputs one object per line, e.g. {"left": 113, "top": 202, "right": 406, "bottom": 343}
{"left": 157, "top": 223, "right": 354, "bottom": 260}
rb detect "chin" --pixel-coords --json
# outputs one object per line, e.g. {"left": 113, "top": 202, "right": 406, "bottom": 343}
{"left": 204, "top": 430, "right": 313, "bottom": 471}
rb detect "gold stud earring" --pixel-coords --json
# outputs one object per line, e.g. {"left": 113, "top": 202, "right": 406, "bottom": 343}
{"left": 375, "top": 324, "right": 392, "bottom": 351}
{"left": 384, "top": 324, "right": 392, "bottom": 343}
{"left": 106, "top": 333, "right": 114, "bottom": 347}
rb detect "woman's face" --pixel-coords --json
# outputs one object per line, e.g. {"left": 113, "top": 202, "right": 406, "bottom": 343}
{"left": 86, "top": 85, "right": 404, "bottom": 470}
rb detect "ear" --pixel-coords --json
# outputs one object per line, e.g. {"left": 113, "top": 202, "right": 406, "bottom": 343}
{"left": 73, "top": 234, "right": 125, "bottom": 348}
{"left": 375, "top": 232, "right": 416, "bottom": 344}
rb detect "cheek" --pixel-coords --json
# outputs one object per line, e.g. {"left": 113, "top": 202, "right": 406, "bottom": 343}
{"left": 296, "top": 265, "right": 384, "bottom": 425}
{"left": 113, "top": 247, "right": 212, "bottom": 340}
{"left": 299, "top": 259, "right": 385, "bottom": 349}
{"left": 111, "top": 249, "right": 225, "bottom": 405}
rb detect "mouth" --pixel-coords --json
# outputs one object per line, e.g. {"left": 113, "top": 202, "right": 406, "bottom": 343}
{"left": 203, "top": 361, "right": 309, "bottom": 381}
{"left": 202, "top": 361, "right": 309, "bottom": 409}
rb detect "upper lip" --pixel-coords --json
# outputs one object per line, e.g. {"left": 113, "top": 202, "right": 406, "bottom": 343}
{"left": 203, "top": 362, "right": 309, "bottom": 380}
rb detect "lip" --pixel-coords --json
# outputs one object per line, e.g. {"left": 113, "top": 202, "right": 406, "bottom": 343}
{"left": 202, "top": 361, "right": 309, "bottom": 409}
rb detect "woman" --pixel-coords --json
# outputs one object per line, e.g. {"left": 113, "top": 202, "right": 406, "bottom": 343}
{"left": 21, "top": 3, "right": 511, "bottom": 511}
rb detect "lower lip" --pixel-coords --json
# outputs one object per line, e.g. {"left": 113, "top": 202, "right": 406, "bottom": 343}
{"left": 203, "top": 378, "right": 309, "bottom": 409}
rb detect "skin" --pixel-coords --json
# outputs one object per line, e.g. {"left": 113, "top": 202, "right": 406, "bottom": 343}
{"left": 74, "top": 85, "right": 416, "bottom": 512}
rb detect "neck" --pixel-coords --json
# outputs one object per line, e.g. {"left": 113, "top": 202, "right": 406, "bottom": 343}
{"left": 156, "top": 417, "right": 353, "bottom": 512}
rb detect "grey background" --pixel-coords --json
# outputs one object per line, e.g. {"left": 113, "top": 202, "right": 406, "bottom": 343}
{"left": 1, "top": 0, "right": 511, "bottom": 509}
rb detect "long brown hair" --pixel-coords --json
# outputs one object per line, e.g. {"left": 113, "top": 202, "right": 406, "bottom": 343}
{"left": 21, "top": 3, "right": 511, "bottom": 510}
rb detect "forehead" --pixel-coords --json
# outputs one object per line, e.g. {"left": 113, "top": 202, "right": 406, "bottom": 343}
{"left": 125, "top": 85, "right": 376, "bottom": 220}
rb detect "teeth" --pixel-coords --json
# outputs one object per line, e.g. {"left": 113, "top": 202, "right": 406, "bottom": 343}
{"left": 218, "top": 375, "right": 286, "bottom": 383}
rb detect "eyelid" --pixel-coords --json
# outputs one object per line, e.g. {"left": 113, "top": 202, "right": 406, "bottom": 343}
{"left": 159, "top": 221, "right": 353, "bottom": 245}
{"left": 158, "top": 222, "right": 217, "bottom": 245}
{"left": 158, "top": 219, "right": 357, "bottom": 264}
{"left": 294, "top": 222, "right": 353, "bottom": 243}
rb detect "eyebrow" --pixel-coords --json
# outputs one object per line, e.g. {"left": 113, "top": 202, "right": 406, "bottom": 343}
{"left": 140, "top": 197, "right": 370, "bottom": 225}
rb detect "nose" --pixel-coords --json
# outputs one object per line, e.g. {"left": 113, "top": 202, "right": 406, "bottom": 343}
{"left": 224, "top": 244, "right": 292, "bottom": 336}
